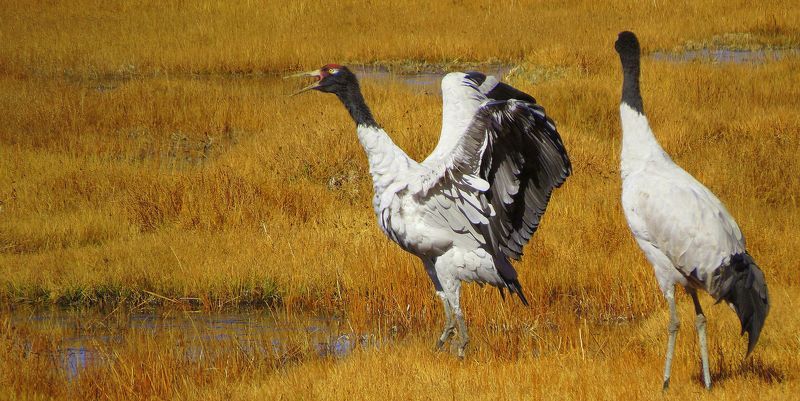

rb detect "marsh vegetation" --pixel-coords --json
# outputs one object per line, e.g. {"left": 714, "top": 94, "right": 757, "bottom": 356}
{"left": 1, "top": 0, "right": 799, "bottom": 399}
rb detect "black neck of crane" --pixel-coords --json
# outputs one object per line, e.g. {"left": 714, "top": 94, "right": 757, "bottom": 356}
{"left": 616, "top": 32, "right": 645, "bottom": 114}
{"left": 620, "top": 55, "right": 644, "bottom": 114}
{"left": 336, "top": 82, "right": 379, "bottom": 128}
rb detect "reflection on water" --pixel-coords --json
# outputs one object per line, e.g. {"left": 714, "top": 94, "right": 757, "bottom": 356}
{"left": 651, "top": 48, "right": 799, "bottom": 63}
{"left": 9, "top": 309, "right": 373, "bottom": 380}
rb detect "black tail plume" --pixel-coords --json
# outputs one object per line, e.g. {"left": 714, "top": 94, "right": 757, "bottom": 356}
{"left": 712, "top": 253, "right": 770, "bottom": 356}
{"left": 507, "top": 279, "right": 529, "bottom": 306}
{"left": 495, "top": 256, "right": 529, "bottom": 306}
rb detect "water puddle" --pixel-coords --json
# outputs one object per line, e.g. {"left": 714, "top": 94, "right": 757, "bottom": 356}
{"left": 352, "top": 64, "right": 514, "bottom": 94}
{"left": 8, "top": 309, "right": 374, "bottom": 380}
{"left": 651, "top": 48, "right": 799, "bottom": 64}
{"left": 78, "top": 64, "right": 515, "bottom": 96}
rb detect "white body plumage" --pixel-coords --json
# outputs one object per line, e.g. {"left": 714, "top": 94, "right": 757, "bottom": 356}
{"left": 356, "top": 111, "right": 506, "bottom": 301}
{"left": 619, "top": 103, "right": 745, "bottom": 295}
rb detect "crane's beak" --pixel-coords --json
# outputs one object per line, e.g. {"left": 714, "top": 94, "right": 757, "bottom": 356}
{"left": 284, "top": 69, "right": 322, "bottom": 96}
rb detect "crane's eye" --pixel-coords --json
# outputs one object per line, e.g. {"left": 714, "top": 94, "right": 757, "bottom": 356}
{"left": 328, "top": 68, "right": 339, "bottom": 74}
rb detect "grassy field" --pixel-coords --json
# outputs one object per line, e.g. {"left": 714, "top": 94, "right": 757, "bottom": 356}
{"left": 1, "top": 0, "right": 799, "bottom": 399}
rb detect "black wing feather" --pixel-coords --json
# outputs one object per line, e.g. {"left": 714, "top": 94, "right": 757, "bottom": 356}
{"left": 447, "top": 75, "right": 571, "bottom": 302}
{"left": 471, "top": 99, "right": 571, "bottom": 260}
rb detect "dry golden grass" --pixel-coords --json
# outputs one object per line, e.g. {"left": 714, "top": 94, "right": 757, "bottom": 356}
{"left": 1, "top": 0, "right": 799, "bottom": 77}
{"left": 1, "top": 0, "right": 799, "bottom": 399}
{"left": 2, "top": 290, "right": 798, "bottom": 400}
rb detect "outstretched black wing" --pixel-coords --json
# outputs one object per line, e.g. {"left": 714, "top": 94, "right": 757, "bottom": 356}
{"left": 416, "top": 72, "right": 571, "bottom": 302}
{"left": 470, "top": 98, "right": 571, "bottom": 260}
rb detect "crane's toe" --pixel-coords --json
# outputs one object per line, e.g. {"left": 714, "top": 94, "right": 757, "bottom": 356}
{"left": 435, "top": 324, "right": 455, "bottom": 351}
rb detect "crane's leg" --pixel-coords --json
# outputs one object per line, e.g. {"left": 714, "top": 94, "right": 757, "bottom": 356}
{"left": 445, "top": 284, "right": 468, "bottom": 359}
{"left": 456, "top": 313, "right": 469, "bottom": 359}
{"left": 422, "top": 258, "right": 456, "bottom": 351}
{"left": 689, "top": 289, "right": 712, "bottom": 390}
{"left": 454, "top": 308, "right": 469, "bottom": 359}
{"left": 663, "top": 287, "right": 680, "bottom": 390}
{"left": 438, "top": 275, "right": 467, "bottom": 358}
{"left": 435, "top": 292, "right": 456, "bottom": 350}
{"left": 430, "top": 255, "right": 467, "bottom": 358}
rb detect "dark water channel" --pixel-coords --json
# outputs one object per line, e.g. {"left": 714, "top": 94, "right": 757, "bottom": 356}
{"left": 8, "top": 309, "right": 367, "bottom": 380}
{"left": 352, "top": 48, "right": 799, "bottom": 93}
{"left": 339, "top": 49, "right": 798, "bottom": 95}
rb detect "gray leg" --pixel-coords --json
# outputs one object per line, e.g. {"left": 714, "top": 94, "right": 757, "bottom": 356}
{"left": 435, "top": 296, "right": 456, "bottom": 350}
{"left": 663, "top": 288, "right": 680, "bottom": 391}
{"left": 454, "top": 311, "right": 469, "bottom": 359}
{"left": 690, "top": 290, "right": 712, "bottom": 390}
{"left": 431, "top": 258, "right": 465, "bottom": 358}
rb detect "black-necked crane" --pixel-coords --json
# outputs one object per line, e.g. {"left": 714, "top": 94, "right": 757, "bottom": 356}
{"left": 287, "top": 64, "right": 571, "bottom": 357}
{"left": 614, "top": 31, "right": 769, "bottom": 389}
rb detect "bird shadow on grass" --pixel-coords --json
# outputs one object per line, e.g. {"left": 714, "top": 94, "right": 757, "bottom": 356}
{"left": 699, "top": 349, "right": 785, "bottom": 386}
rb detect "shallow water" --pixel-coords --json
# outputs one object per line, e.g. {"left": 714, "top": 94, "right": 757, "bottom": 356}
{"left": 8, "top": 309, "right": 366, "bottom": 380}
{"left": 81, "top": 64, "right": 515, "bottom": 97}
{"left": 651, "top": 48, "right": 799, "bottom": 63}
{"left": 351, "top": 64, "right": 513, "bottom": 94}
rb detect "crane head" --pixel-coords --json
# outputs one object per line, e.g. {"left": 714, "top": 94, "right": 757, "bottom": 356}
{"left": 284, "top": 64, "right": 354, "bottom": 96}
{"left": 615, "top": 31, "right": 640, "bottom": 60}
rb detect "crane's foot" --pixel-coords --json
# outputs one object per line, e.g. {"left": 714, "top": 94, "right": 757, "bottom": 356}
{"left": 662, "top": 378, "right": 670, "bottom": 391}
{"left": 455, "top": 313, "right": 469, "bottom": 359}
{"left": 435, "top": 321, "right": 455, "bottom": 351}
{"left": 456, "top": 337, "right": 469, "bottom": 360}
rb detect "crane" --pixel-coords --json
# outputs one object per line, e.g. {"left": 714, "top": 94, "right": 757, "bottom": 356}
{"left": 614, "top": 31, "right": 769, "bottom": 389}
{"left": 287, "top": 64, "right": 571, "bottom": 357}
